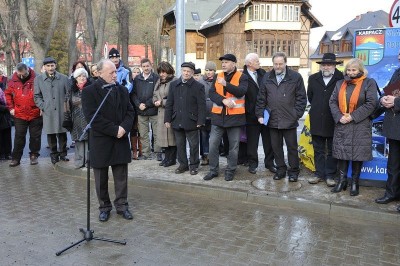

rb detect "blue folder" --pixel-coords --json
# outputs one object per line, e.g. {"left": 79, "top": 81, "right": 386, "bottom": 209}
{"left": 263, "top": 109, "right": 270, "bottom": 125}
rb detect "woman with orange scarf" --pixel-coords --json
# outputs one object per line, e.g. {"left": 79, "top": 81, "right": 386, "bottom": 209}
{"left": 329, "top": 58, "right": 378, "bottom": 196}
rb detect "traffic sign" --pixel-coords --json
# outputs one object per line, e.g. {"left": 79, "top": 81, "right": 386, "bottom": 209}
{"left": 389, "top": 0, "right": 400, "bottom": 27}
{"left": 22, "top": 57, "right": 35, "bottom": 68}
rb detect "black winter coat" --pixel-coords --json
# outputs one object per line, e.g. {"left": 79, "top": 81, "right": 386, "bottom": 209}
{"left": 243, "top": 65, "right": 266, "bottom": 125}
{"left": 307, "top": 69, "right": 344, "bottom": 137}
{"left": 382, "top": 68, "right": 400, "bottom": 140}
{"left": 82, "top": 78, "right": 135, "bottom": 168}
{"left": 164, "top": 77, "right": 206, "bottom": 131}
{"left": 209, "top": 68, "right": 248, "bottom": 127}
{"left": 256, "top": 67, "right": 307, "bottom": 129}
{"left": 329, "top": 77, "right": 378, "bottom": 161}
{"left": 131, "top": 72, "right": 159, "bottom": 116}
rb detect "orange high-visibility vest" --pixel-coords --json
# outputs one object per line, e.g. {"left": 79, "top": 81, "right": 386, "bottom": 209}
{"left": 212, "top": 71, "right": 245, "bottom": 115}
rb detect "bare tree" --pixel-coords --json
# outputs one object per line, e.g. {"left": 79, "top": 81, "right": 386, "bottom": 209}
{"left": 66, "top": 0, "right": 80, "bottom": 71}
{"left": 85, "top": 0, "right": 108, "bottom": 63}
{"left": 19, "top": 0, "right": 60, "bottom": 73}
{"left": 114, "top": 0, "right": 129, "bottom": 65}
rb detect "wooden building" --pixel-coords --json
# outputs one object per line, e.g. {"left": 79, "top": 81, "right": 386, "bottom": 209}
{"left": 161, "top": 0, "right": 321, "bottom": 77}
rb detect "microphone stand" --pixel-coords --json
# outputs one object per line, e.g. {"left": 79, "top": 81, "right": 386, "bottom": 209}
{"left": 56, "top": 85, "right": 126, "bottom": 256}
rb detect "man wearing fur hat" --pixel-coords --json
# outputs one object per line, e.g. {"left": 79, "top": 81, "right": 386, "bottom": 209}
{"left": 307, "top": 53, "right": 344, "bottom": 186}
{"left": 34, "top": 57, "right": 70, "bottom": 164}
{"left": 109, "top": 47, "right": 132, "bottom": 92}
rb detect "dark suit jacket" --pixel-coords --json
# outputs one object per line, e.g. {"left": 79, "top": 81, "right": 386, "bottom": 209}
{"left": 243, "top": 65, "right": 266, "bottom": 125}
{"left": 307, "top": 68, "right": 344, "bottom": 137}
{"left": 82, "top": 78, "right": 135, "bottom": 168}
{"left": 164, "top": 77, "right": 206, "bottom": 131}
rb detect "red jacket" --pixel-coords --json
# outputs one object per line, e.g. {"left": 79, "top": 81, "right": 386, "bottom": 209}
{"left": 5, "top": 68, "right": 40, "bottom": 121}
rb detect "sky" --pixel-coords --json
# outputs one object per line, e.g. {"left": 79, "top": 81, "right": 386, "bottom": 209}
{"left": 308, "top": 0, "right": 395, "bottom": 48}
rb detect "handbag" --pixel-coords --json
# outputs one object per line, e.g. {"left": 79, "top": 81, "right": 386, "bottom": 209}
{"left": 62, "top": 111, "right": 73, "bottom": 131}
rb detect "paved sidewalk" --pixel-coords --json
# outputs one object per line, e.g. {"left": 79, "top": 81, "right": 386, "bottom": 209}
{"left": 56, "top": 150, "right": 400, "bottom": 225}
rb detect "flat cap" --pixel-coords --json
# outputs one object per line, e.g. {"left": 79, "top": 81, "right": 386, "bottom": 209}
{"left": 181, "top": 62, "right": 195, "bottom": 70}
{"left": 43, "top": 57, "right": 56, "bottom": 65}
{"left": 194, "top": 68, "right": 201, "bottom": 74}
{"left": 219, "top": 53, "right": 237, "bottom": 63}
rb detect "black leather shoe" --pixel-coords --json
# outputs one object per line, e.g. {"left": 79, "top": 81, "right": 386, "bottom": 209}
{"left": 203, "top": 172, "right": 218, "bottom": 181}
{"left": 190, "top": 168, "right": 198, "bottom": 175}
{"left": 164, "top": 160, "right": 176, "bottom": 167}
{"left": 248, "top": 167, "right": 257, "bottom": 174}
{"left": 159, "top": 159, "right": 167, "bottom": 166}
{"left": 375, "top": 195, "right": 396, "bottom": 204}
{"left": 288, "top": 175, "right": 298, "bottom": 182}
{"left": 9, "top": 160, "right": 20, "bottom": 167}
{"left": 224, "top": 172, "right": 234, "bottom": 181}
{"left": 267, "top": 166, "right": 277, "bottom": 173}
{"left": 397, "top": 205, "right": 400, "bottom": 212}
{"left": 60, "top": 156, "right": 69, "bottom": 162}
{"left": 273, "top": 173, "right": 285, "bottom": 180}
{"left": 175, "top": 165, "right": 189, "bottom": 174}
{"left": 50, "top": 155, "right": 60, "bottom": 164}
{"left": 117, "top": 209, "right": 133, "bottom": 220}
{"left": 99, "top": 211, "right": 110, "bottom": 222}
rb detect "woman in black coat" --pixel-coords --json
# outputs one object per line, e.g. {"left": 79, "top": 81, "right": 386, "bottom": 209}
{"left": 329, "top": 58, "right": 378, "bottom": 196}
{"left": 0, "top": 89, "right": 12, "bottom": 160}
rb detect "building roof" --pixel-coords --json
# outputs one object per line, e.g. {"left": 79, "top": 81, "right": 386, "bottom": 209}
{"left": 310, "top": 10, "right": 389, "bottom": 59}
{"left": 164, "top": 0, "right": 224, "bottom": 30}
{"left": 199, "top": 0, "right": 322, "bottom": 30}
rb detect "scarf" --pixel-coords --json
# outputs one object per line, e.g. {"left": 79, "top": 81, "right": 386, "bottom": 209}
{"left": 77, "top": 81, "right": 87, "bottom": 90}
{"left": 338, "top": 75, "right": 366, "bottom": 114}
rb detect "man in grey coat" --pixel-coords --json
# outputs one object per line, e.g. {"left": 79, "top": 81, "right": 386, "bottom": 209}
{"left": 34, "top": 57, "right": 70, "bottom": 164}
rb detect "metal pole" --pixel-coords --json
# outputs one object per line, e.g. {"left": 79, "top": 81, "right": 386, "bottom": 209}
{"left": 176, "top": 0, "right": 185, "bottom": 77}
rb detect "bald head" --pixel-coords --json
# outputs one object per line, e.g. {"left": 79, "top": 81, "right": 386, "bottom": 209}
{"left": 98, "top": 59, "right": 117, "bottom": 84}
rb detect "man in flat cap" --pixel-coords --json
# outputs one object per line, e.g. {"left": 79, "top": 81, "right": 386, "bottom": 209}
{"left": 203, "top": 53, "right": 248, "bottom": 181}
{"left": 164, "top": 62, "right": 206, "bottom": 175}
{"left": 34, "top": 57, "right": 70, "bottom": 164}
{"left": 307, "top": 53, "right": 343, "bottom": 187}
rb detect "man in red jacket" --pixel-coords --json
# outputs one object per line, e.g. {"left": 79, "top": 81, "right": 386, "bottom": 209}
{"left": 5, "top": 63, "right": 42, "bottom": 166}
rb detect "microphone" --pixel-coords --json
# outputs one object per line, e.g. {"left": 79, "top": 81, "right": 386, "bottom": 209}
{"left": 102, "top": 83, "right": 117, "bottom": 90}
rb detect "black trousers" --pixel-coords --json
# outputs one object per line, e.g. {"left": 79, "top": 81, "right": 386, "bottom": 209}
{"left": 164, "top": 145, "right": 177, "bottom": 162}
{"left": 311, "top": 135, "right": 337, "bottom": 179}
{"left": 47, "top": 132, "right": 67, "bottom": 157}
{"left": 0, "top": 127, "right": 12, "bottom": 158}
{"left": 384, "top": 139, "right": 400, "bottom": 198}
{"left": 246, "top": 124, "right": 274, "bottom": 168}
{"left": 12, "top": 117, "right": 43, "bottom": 160}
{"left": 270, "top": 128, "right": 299, "bottom": 176}
{"left": 174, "top": 128, "right": 199, "bottom": 168}
{"left": 93, "top": 164, "right": 129, "bottom": 212}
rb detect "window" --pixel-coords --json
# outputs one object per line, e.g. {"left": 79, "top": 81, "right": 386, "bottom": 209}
{"left": 343, "top": 41, "right": 352, "bottom": 52}
{"left": 334, "top": 42, "right": 339, "bottom": 53}
{"left": 266, "top": 4, "right": 271, "bottom": 21}
{"left": 196, "top": 43, "right": 204, "bottom": 59}
{"left": 253, "top": 40, "right": 258, "bottom": 53}
{"left": 282, "top": 5, "right": 288, "bottom": 21}
{"left": 260, "top": 4, "right": 265, "bottom": 21}
{"left": 247, "top": 6, "right": 253, "bottom": 21}
{"left": 320, "top": 43, "right": 329, "bottom": 54}
{"left": 246, "top": 41, "right": 253, "bottom": 54}
{"left": 294, "top": 6, "right": 300, "bottom": 21}
{"left": 259, "top": 40, "right": 264, "bottom": 56}
{"left": 254, "top": 5, "right": 260, "bottom": 21}
{"left": 289, "top": 5, "right": 293, "bottom": 21}
{"left": 191, "top": 12, "right": 200, "bottom": 21}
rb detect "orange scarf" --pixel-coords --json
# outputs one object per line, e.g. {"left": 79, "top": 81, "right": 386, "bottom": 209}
{"left": 338, "top": 75, "right": 366, "bottom": 114}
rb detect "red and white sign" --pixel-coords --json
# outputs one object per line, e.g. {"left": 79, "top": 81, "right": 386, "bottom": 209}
{"left": 389, "top": 0, "right": 400, "bottom": 27}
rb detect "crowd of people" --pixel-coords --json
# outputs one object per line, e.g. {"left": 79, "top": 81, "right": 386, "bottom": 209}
{"left": 0, "top": 48, "right": 399, "bottom": 221}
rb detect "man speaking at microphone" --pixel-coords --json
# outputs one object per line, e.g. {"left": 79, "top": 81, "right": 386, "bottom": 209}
{"left": 82, "top": 59, "right": 135, "bottom": 222}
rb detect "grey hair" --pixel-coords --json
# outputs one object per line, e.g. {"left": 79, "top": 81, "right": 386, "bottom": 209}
{"left": 244, "top": 53, "right": 259, "bottom": 65}
{"left": 16, "top": 63, "right": 28, "bottom": 72}
{"left": 73, "top": 67, "right": 89, "bottom": 79}
{"left": 272, "top": 52, "right": 287, "bottom": 63}
{"left": 96, "top": 59, "right": 114, "bottom": 72}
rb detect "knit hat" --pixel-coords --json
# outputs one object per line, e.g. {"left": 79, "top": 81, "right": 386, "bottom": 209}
{"left": 109, "top": 48, "right": 120, "bottom": 58}
{"left": 205, "top": 61, "right": 216, "bottom": 71}
{"left": 73, "top": 68, "right": 89, "bottom": 79}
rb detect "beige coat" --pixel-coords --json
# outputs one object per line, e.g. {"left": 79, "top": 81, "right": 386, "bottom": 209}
{"left": 153, "top": 77, "right": 177, "bottom": 147}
